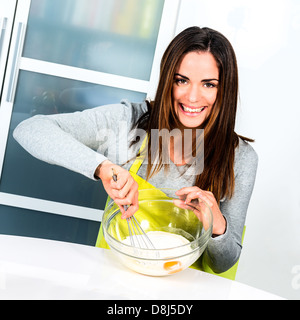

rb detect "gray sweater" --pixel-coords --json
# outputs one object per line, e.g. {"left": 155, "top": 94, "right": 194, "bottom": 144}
{"left": 13, "top": 100, "right": 258, "bottom": 273}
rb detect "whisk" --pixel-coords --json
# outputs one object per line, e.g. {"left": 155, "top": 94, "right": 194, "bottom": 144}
{"left": 112, "top": 169, "right": 155, "bottom": 249}
{"left": 126, "top": 215, "right": 155, "bottom": 249}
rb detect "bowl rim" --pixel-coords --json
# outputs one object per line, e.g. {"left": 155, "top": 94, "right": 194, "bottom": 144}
{"left": 102, "top": 188, "right": 213, "bottom": 257}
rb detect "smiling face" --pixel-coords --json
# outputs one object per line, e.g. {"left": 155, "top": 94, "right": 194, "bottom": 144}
{"left": 172, "top": 51, "right": 219, "bottom": 129}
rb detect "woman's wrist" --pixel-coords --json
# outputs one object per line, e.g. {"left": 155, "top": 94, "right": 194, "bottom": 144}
{"left": 212, "top": 216, "right": 227, "bottom": 238}
{"left": 94, "top": 160, "right": 112, "bottom": 180}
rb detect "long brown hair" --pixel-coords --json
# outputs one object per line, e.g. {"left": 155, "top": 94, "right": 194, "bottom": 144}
{"left": 132, "top": 26, "right": 253, "bottom": 203}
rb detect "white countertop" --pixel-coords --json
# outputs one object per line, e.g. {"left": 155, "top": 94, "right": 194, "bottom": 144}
{"left": 0, "top": 235, "right": 284, "bottom": 300}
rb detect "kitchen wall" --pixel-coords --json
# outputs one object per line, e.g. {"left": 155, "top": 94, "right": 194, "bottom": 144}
{"left": 176, "top": 0, "right": 300, "bottom": 300}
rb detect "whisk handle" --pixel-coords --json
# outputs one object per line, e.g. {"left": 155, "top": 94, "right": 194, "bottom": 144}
{"left": 112, "top": 169, "right": 131, "bottom": 213}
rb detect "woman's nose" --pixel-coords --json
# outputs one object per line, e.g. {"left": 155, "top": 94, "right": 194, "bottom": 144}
{"left": 187, "top": 85, "right": 201, "bottom": 104}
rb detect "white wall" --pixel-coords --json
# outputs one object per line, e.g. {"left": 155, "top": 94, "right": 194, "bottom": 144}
{"left": 176, "top": 0, "right": 300, "bottom": 299}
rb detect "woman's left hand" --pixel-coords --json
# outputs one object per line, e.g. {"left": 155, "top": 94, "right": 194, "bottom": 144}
{"left": 174, "top": 187, "right": 227, "bottom": 237}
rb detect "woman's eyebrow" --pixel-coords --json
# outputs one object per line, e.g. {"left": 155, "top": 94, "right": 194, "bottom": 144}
{"left": 175, "top": 73, "right": 219, "bottom": 82}
{"left": 202, "top": 78, "right": 219, "bottom": 82}
{"left": 174, "top": 73, "right": 189, "bottom": 80}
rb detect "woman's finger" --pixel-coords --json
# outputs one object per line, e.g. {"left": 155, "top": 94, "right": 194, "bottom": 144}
{"left": 197, "top": 191, "right": 214, "bottom": 208}
{"left": 176, "top": 187, "right": 202, "bottom": 202}
{"left": 121, "top": 191, "right": 139, "bottom": 219}
{"left": 173, "top": 199, "right": 206, "bottom": 224}
{"left": 115, "top": 173, "right": 138, "bottom": 199}
{"left": 173, "top": 199, "right": 192, "bottom": 210}
{"left": 176, "top": 187, "right": 201, "bottom": 196}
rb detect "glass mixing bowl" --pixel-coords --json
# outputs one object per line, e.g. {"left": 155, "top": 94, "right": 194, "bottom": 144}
{"left": 102, "top": 188, "right": 213, "bottom": 276}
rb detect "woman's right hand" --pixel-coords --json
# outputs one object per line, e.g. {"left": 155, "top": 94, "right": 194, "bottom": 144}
{"left": 95, "top": 160, "right": 139, "bottom": 219}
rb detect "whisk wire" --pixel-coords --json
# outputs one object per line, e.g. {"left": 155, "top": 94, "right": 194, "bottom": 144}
{"left": 111, "top": 168, "right": 155, "bottom": 249}
{"left": 126, "top": 216, "right": 155, "bottom": 249}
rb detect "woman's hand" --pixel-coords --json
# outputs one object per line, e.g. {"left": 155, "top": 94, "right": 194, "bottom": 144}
{"left": 95, "top": 160, "right": 139, "bottom": 219}
{"left": 174, "top": 187, "right": 227, "bottom": 237}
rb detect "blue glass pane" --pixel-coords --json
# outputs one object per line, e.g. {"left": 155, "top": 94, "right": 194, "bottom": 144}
{"left": 23, "top": 0, "right": 165, "bottom": 80}
{"left": 0, "top": 205, "right": 99, "bottom": 245}
{"left": 0, "top": 71, "right": 146, "bottom": 209}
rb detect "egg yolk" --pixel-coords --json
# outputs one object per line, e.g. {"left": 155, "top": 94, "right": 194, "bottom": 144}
{"left": 163, "top": 261, "right": 183, "bottom": 274}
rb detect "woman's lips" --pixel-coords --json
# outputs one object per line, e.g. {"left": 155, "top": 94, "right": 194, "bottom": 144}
{"left": 180, "top": 103, "right": 207, "bottom": 114}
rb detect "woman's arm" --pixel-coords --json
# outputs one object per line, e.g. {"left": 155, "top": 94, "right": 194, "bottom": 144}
{"left": 13, "top": 100, "right": 145, "bottom": 217}
{"left": 175, "top": 140, "right": 258, "bottom": 273}
{"left": 13, "top": 101, "right": 136, "bottom": 180}
{"left": 14, "top": 111, "right": 105, "bottom": 180}
{"left": 204, "top": 141, "right": 258, "bottom": 273}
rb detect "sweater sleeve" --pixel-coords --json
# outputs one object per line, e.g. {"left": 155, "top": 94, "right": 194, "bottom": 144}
{"left": 13, "top": 100, "right": 143, "bottom": 180}
{"left": 202, "top": 140, "right": 259, "bottom": 273}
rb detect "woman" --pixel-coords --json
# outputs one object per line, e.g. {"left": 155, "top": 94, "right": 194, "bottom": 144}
{"left": 14, "top": 27, "right": 258, "bottom": 274}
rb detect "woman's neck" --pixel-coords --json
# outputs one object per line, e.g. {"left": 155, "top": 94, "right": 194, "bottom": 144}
{"left": 169, "top": 128, "right": 200, "bottom": 167}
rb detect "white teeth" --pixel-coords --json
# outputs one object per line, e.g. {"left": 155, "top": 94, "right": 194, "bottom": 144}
{"left": 182, "top": 105, "right": 205, "bottom": 113}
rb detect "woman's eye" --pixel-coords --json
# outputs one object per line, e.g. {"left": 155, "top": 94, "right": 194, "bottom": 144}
{"left": 175, "top": 79, "right": 188, "bottom": 85}
{"left": 204, "top": 82, "right": 217, "bottom": 89}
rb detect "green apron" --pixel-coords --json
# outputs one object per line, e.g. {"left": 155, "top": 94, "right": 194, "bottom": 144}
{"left": 95, "top": 139, "right": 244, "bottom": 281}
